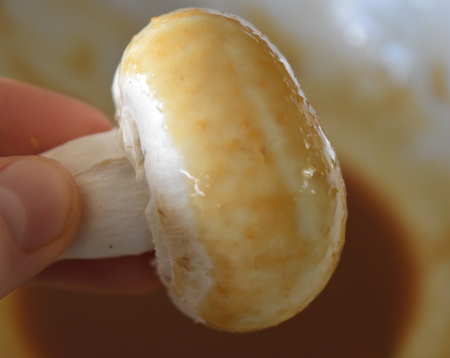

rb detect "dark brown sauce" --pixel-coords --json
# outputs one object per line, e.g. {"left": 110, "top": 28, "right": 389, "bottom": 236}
{"left": 13, "top": 172, "right": 417, "bottom": 358}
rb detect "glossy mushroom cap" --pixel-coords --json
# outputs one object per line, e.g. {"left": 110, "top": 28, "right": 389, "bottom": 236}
{"left": 114, "top": 8, "right": 347, "bottom": 332}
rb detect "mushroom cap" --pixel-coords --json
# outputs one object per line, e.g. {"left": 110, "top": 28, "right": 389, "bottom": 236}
{"left": 113, "top": 8, "right": 346, "bottom": 332}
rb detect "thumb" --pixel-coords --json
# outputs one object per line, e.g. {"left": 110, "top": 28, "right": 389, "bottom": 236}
{"left": 0, "top": 156, "right": 80, "bottom": 298}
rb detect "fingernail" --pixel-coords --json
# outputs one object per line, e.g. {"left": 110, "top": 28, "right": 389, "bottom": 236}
{"left": 0, "top": 156, "right": 80, "bottom": 251}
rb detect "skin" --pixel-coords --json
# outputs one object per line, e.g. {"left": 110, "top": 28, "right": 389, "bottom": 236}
{"left": 0, "top": 78, "right": 160, "bottom": 297}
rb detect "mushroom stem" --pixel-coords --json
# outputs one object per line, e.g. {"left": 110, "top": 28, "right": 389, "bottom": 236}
{"left": 42, "top": 128, "right": 154, "bottom": 260}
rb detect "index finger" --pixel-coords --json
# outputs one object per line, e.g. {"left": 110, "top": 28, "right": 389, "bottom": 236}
{"left": 0, "top": 78, "right": 113, "bottom": 156}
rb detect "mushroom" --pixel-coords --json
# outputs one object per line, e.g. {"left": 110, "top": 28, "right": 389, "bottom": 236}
{"left": 44, "top": 8, "right": 347, "bottom": 332}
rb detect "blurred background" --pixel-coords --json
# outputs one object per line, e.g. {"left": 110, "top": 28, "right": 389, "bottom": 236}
{"left": 1, "top": 0, "right": 450, "bottom": 357}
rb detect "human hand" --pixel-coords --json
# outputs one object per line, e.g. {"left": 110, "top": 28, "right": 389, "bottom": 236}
{"left": 0, "top": 78, "right": 159, "bottom": 298}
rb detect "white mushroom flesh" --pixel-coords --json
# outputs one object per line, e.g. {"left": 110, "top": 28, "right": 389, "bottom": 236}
{"left": 43, "top": 129, "right": 153, "bottom": 260}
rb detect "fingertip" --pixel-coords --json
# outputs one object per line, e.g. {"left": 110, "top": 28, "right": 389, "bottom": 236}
{"left": 33, "top": 253, "right": 161, "bottom": 295}
{"left": 0, "top": 156, "right": 81, "bottom": 297}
